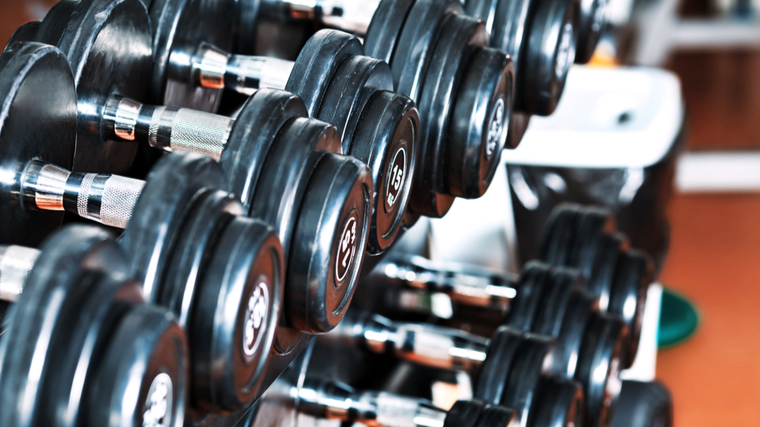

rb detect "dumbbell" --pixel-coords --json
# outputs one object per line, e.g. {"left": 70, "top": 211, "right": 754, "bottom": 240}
{"left": 7, "top": 0, "right": 398, "bottom": 256}
{"left": 0, "top": 225, "right": 188, "bottom": 427}
{"left": 539, "top": 204, "right": 654, "bottom": 362}
{"left": 0, "top": 41, "right": 373, "bottom": 408}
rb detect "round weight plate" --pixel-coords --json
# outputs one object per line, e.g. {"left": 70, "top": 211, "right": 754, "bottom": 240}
{"left": 444, "top": 400, "right": 487, "bottom": 427}
{"left": 551, "top": 291, "right": 598, "bottom": 379}
{"left": 475, "top": 403, "right": 520, "bottom": 427}
{"left": 569, "top": 206, "right": 616, "bottom": 280}
{"left": 222, "top": 89, "right": 308, "bottom": 209}
{"left": 500, "top": 333, "right": 554, "bottom": 422}
{"left": 529, "top": 376, "right": 585, "bottom": 427}
{"left": 588, "top": 233, "right": 628, "bottom": 312}
{"left": 576, "top": 313, "right": 627, "bottom": 427}
{"left": 447, "top": 47, "right": 513, "bottom": 199}
{"left": 576, "top": 0, "right": 609, "bottom": 64}
{"left": 191, "top": 216, "right": 283, "bottom": 412}
{"left": 474, "top": 326, "right": 524, "bottom": 405}
{"left": 87, "top": 304, "right": 187, "bottom": 427}
{"left": 349, "top": 91, "right": 418, "bottom": 254}
{"left": 519, "top": 0, "right": 578, "bottom": 116}
{"left": 0, "top": 226, "right": 135, "bottom": 427}
{"left": 149, "top": 0, "right": 236, "bottom": 111}
{"left": 481, "top": 0, "right": 531, "bottom": 74}
{"left": 533, "top": 267, "right": 584, "bottom": 337}
{"left": 287, "top": 153, "right": 372, "bottom": 334}
{"left": 4, "top": 21, "right": 42, "bottom": 50}
{"left": 120, "top": 153, "right": 227, "bottom": 303}
{"left": 464, "top": 0, "right": 501, "bottom": 37}
{"left": 0, "top": 43, "right": 77, "bottom": 247}
{"left": 539, "top": 204, "right": 581, "bottom": 267}
{"left": 390, "top": 0, "right": 462, "bottom": 100}
{"left": 505, "top": 111, "right": 530, "bottom": 149}
{"left": 609, "top": 249, "right": 653, "bottom": 368}
{"left": 286, "top": 30, "right": 364, "bottom": 116}
{"left": 364, "top": 0, "right": 415, "bottom": 64}
{"left": 235, "top": 0, "right": 261, "bottom": 54}
{"left": 506, "top": 262, "right": 551, "bottom": 331}
{"left": 34, "top": 0, "right": 153, "bottom": 174}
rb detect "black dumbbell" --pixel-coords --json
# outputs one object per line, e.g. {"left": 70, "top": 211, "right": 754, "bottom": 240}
{"left": 539, "top": 204, "right": 653, "bottom": 363}
{"left": 610, "top": 381, "right": 673, "bottom": 427}
{"left": 0, "top": 225, "right": 188, "bottom": 427}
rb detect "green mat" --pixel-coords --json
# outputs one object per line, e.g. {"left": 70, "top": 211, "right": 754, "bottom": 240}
{"left": 658, "top": 287, "right": 700, "bottom": 349}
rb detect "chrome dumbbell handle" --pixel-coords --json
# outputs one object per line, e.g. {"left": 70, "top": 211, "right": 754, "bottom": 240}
{"left": 103, "top": 95, "right": 234, "bottom": 161}
{"left": 263, "top": 0, "right": 380, "bottom": 35}
{"left": 21, "top": 160, "right": 144, "bottom": 229}
{"left": 297, "top": 376, "right": 447, "bottom": 427}
{"left": 0, "top": 246, "right": 39, "bottom": 303}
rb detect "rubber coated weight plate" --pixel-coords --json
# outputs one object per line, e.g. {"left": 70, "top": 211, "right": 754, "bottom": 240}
{"left": 474, "top": 326, "right": 524, "bottom": 405}
{"left": 222, "top": 89, "right": 308, "bottom": 210}
{"left": 121, "top": 153, "right": 227, "bottom": 302}
{"left": 364, "top": 0, "right": 415, "bottom": 64}
{"left": 506, "top": 112, "right": 530, "bottom": 149}
{"left": 500, "top": 334, "right": 554, "bottom": 420}
{"left": 33, "top": 0, "right": 153, "bottom": 174}
{"left": 533, "top": 267, "right": 584, "bottom": 337}
{"left": 4, "top": 21, "right": 42, "bottom": 50}
{"left": 576, "top": 0, "right": 609, "bottom": 64}
{"left": 464, "top": 0, "right": 501, "bottom": 37}
{"left": 609, "top": 249, "right": 653, "bottom": 368}
{"left": 286, "top": 30, "right": 364, "bottom": 116}
{"left": 235, "top": 0, "right": 261, "bottom": 54}
{"left": 476, "top": 403, "right": 520, "bottom": 427}
{"left": 88, "top": 304, "right": 187, "bottom": 427}
{"left": 587, "top": 233, "right": 628, "bottom": 312}
{"left": 520, "top": 0, "right": 579, "bottom": 116}
{"left": 470, "top": 0, "right": 531, "bottom": 75}
{"left": 191, "top": 216, "right": 283, "bottom": 412}
{"left": 506, "top": 262, "right": 551, "bottom": 331}
{"left": 530, "top": 377, "right": 585, "bottom": 427}
{"left": 569, "top": 207, "right": 616, "bottom": 280}
{"left": 444, "top": 400, "right": 487, "bottom": 427}
{"left": 447, "top": 47, "right": 513, "bottom": 199}
{"left": 149, "top": 0, "right": 236, "bottom": 111}
{"left": 575, "top": 313, "right": 627, "bottom": 427}
{"left": 539, "top": 204, "right": 581, "bottom": 267}
{"left": 0, "top": 43, "right": 77, "bottom": 247}
{"left": 551, "top": 291, "right": 598, "bottom": 379}
{"left": 287, "top": 153, "right": 372, "bottom": 334}
{"left": 349, "top": 91, "right": 418, "bottom": 254}
{"left": 611, "top": 381, "right": 673, "bottom": 427}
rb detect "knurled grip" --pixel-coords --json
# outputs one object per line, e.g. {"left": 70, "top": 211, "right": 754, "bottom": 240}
{"left": 147, "top": 107, "right": 233, "bottom": 161}
{"left": 372, "top": 392, "right": 426, "bottom": 427}
{"left": 75, "top": 174, "right": 145, "bottom": 229}
{"left": 0, "top": 246, "right": 40, "bottom": 302}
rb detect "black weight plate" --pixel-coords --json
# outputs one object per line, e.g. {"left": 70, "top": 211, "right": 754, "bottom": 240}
{"left": 474, "top": 326, "right": 524, "bottom": 405}
{"left": 575, "top": 313, "right": 627, "bottom": 427}
{"left": 149, "top": 0, "right": 236, "bottom": 112}
{"left": 87, "top": 304, "right": 187, "bottom": 427}
{"left": 587, "top": 233, "right": 628, "bottom": 312}
{"left": 0, "top": 226, "right": 132, "bottom": 427}
{"left": 500, "top": 334, "right": 554, "bottom": 419}
{"left": 222, "top": 89, "right": 308, "bottom": 210}
{"left": 551, "top": 291, "right": 598, "bottom": 379}
{"left": 287, "top": 153, "right": 372, "bottom": 334}
{"left": 444, "top": 400, "right": 487, "bottom": 427}
{"left": 519, "top": 0, "right": 578, "bottom": 116}
{"left": 539, "top": 204, "right": 581, "bottom": 266}
{"left": 235, "top": 0, "right": 261, "bottom": 54}
{"left": 286, "top": 30, "right": 364, "bottom": 116}
{"left": 120, "top": 153, "right": 227, "bottom": 303}
{"left": 529, "top": 376, "right": 585, "bottom": 427}
{"left": 476, "top": 403, "right": 520, "bottom": 427}
{"left": 364, "top": 0, "right": 415, "bottom": 64}
{"left": 0, "top": 43, "right": 77, "bottom": 247}
{"left": 576, "top": 0, "right": 608, "bottom": 64}
{"left": 349, "top": 91, "right": 418, "bottom": 254}
{"left": 33, "top": 0, "right": 152, "bottom": 174}
{"left": 191, "top": 216, "right": 283, "bottom": 412}
{"left": 464, "top": 0, "right": 501, "bottom": 37}
{"left": 446, "top": 47, "right": 513, "bottom": 199}
{"left": 505, "top": 111, "right": 530, "bottom": 149}
{"left": 4, "top": 21, "right": 42, "bottom": 51}
{"left": 609, "top": 249, "right": 653, "bottom": 368}
{"left": 569, "top": 206, "right": 616, "bottom": 280}
{"left": 611, "top": 381, "right": 673, "bottom": 427}
{"left": 506, "top": 262, "right": 551, "bottom": 331}
{"left": 480, "top": 0, "right": 531, "bottom": 73}
{"left": 390, "top": 0, "right": 462, "bottom": 100}
{"left": 533, "top": 267, "right": 584, "bottom": 337}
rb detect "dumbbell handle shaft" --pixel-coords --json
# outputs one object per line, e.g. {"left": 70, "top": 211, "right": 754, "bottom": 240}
{"left": 192, "top": 44, "right": 294, "bottom": 95}
{"left": 0, "top": 246, "right": 39, "bottom": 303}
{"left": 21, "top": 160, "right": 144, "bottom": 229}
{"left": 331, "top": 313, "right": 488, "bottom": 372}
{"left": 263, "top": 0, "right": 380, "bottom": 35}
{"left": 297, "top": 376, "right": 447, "bottom": 427}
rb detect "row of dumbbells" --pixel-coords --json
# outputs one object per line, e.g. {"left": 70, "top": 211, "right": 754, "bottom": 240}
{"left": 242, "top": 204, "right": 655, "bottom": 427}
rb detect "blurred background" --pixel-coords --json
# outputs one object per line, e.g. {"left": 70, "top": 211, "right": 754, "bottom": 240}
{"left": 2, "top": 0, "right": 760, "bottom": 424}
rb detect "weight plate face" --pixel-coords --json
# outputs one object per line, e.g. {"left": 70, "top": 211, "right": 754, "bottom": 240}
{"left": 569, "top": 207, "right": 616, "bottom": 280}
{"left": 474, "top": 326, "right": 524, "bottom": 405}
{"left": 506, "top": 262, "right": 550, "bottom": 331}
{"left": 444, "top": 400, "right": 487, "bottom": 427}
{"left": 149, "top": 0, "right": 236, "bottom": 112}
{"left": 0, "top": 43, "right": 77, "bottom": 247}
{"left": 364, "top": 0, "right": 416, "bottom": 64}
{"left": 87, "top": 304, "right": 187, "bottom": 427}
{"left": 287, "top": 154, "right": 372, "bottom": 334}
{"left": 552, "top": 291, "right": 598, "bottom": 379}
{"left": 191, "top": 217, "right": 283, "bottom": 412}
{"left": 609, "top": 249, "right": 653, "bottom": 368}
{"left": 529, "top": 377, "right": 585, "bottom": 427}
{"left": 588, "top": 233, "right": 627, "bottom": 312}
{"left": 4, "top": 21, "right": 42, "bottom": 51}
{"left": 501, "top": 334, "right": 554, "bottom": 421}
{"left": 576, "top": 0, "right": 609, "bottom": 64}
{"left": 349, "top": 91, "right": 418, "bottom": 254}
{"left": 464, "top": 0, "right": 501, "bottom": 37}
{"left": 222, "top": 89, "right": 308, "bottom": 209}
{"left": 286, "top": 30, "right": 364, "bottom": 116}
{"left": 533, "top": 267, "right": 583, "bottom": 337}
{"left": 539, "top": 204, "right": 581, "bottom": 267}
{"left": 120, "top": 153, "right": 227, "bottom": 303}
{"left": 35, "top": 0, "right": 153, "bottom": 174}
